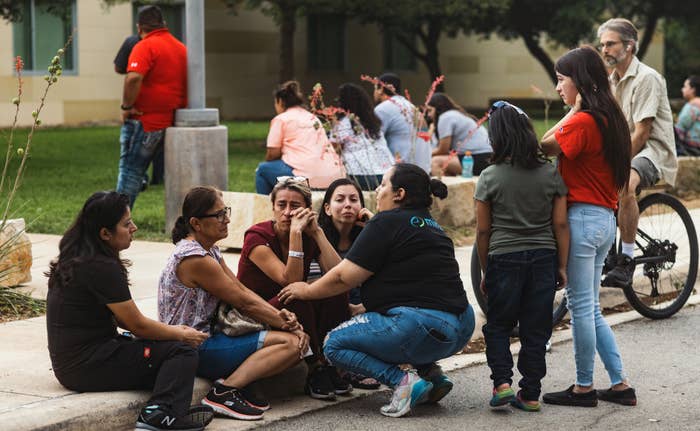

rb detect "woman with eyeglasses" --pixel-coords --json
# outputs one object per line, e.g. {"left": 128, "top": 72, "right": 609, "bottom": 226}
{"left": 158, "top": 186, "right": 309, "bottom": 421}
{"left": 46, "top": 191, "right": 214, "bottom": 431}
{"left": 278, "top": 163, "right": 475, "bottom": 418}
{"left": 475, "top": 101, "right": 569, "bottom": 412}
{"left": 427, "top": 92, "right": 492, "bottom": 176}
{"left": 237, "top": 176, "right": 352, "bottom": 401}
{"left": 255, "top": 80, "right": 345, "bottom": 195}
{"left": 540, "top": 46, "right": 635, "bottom": 407}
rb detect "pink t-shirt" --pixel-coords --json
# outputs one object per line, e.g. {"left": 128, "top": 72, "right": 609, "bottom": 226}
{"left": 267, "top": 106, "right": 345, "bottom": 188}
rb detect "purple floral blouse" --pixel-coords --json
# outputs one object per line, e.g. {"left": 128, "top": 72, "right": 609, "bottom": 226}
{"left": 158, "top": 239, "right": 222, "bottom": 333}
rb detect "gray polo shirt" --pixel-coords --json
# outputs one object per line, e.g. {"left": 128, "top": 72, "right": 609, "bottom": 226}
{"left": 437, "top": 110, "right": 492, "bottom": 155}
{"left": 375, "top": 96, "right": 431, "bottom": 173}
{"left": 611, "top": 56, "right": 677, "bottom": 186}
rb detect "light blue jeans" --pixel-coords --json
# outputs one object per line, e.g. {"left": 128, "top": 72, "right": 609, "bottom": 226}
{"left": 255, "top": 159, "right": 294, "bottom": 195}
{"left": 324, "top": 305, "right": 475, "bottom": 387}
{"left": 116, "top": 119, "right": 165, "bottom": 207}
{"left": 566, "top": 204, "right": 626, "bottom": 387}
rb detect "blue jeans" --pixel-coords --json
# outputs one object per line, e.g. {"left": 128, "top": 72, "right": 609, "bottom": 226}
{"left": 255, "top": 159, "right": 294, "bottom": 195}
{"left": 483, "top": 248, "right": 556, "bottom": 400}
{"left": 566, "top": 204, "right": 626, "bottom": 386}
{"left": 116, "top": 119, "right": 165, "bottom": 207}
{"left": 324, "top": 305, "right": 475, "bottom": 387}
{"left": 196, "top": 331, "right": 267, "bottom": 381}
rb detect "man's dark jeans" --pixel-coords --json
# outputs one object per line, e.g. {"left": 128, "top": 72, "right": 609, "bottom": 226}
{"left": 483, "top": 248, "right": 556, "bottom": 401}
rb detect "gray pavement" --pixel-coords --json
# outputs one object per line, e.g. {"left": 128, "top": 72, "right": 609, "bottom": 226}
{"left": 255, "top": 304, "right": 700, "bottom": 431}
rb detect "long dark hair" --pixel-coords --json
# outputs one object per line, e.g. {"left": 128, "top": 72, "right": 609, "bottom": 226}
{"left": 338, "top": 83, "right": 382, "bottom": 139}
{"left": 390, "top": 163, "right": 448, "bottom": 209}
{"left": 489, "top": 104, "right": 546, "bottom": 169}
{"left": 317, "top": 178, "right": 365, "bottom": 250}
{"left": 172, "top": 186, "right": 221, "bottom": 243}
{"left": 47, "top": 191, "right": 130, "bottom": 289}
{"left": 274, "top": 81, "right": 304, "bottom": 110}
{"left": 555, "top": 46, "right": 631, "bottom": 190}
{"left": 428, "top": 93, "right": 476, "bottom": 140}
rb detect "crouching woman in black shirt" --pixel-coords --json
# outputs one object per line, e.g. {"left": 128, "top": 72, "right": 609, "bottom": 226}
{"left": 46, "top": 192, "right": 213, "bottom": 431}
{"left": 279, "top": 163, "right": 475, "bottom": 418}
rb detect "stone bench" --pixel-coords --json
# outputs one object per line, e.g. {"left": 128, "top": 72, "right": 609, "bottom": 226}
{"left": 218, "top": 176, "right": 477, "bottom": 250}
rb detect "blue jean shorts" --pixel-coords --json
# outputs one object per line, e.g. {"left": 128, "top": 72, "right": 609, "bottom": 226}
{"left": 197, "top": 331, "right": 267, "bottom": 380}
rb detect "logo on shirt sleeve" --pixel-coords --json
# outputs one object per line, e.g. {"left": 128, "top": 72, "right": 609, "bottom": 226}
{"left": 130, "top": 61, "right": 138, "bottom": 68}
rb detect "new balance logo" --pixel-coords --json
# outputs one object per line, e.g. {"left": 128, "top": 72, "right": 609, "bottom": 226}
{"left": 131, "top": 62, "right": 138, "bottom": 67}
{"left": 161, "top": 415, "right": 176, "bottom": 426}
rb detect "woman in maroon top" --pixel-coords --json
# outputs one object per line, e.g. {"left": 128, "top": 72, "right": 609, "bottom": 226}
{"left": 237, "top": 176, "right": 351, "bottom": 401}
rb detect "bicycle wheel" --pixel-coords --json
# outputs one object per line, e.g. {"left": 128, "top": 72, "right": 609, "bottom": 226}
{"left": 469, "top": 244, "right": 568, "bottom": 325}
{"left": 622, "top": 193, "right": 698, "bottom": 319}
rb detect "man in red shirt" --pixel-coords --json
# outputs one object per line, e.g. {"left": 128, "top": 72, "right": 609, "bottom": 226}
{"left": 117, "top": 5, "right": 187, "bottom": 207}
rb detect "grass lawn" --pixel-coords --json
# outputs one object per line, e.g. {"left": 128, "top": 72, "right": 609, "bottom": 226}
{"left": 2, "top": 119, "right": 550, "bottom": 241}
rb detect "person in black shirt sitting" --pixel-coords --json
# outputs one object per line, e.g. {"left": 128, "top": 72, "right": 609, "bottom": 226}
{"left": 279, "top": 163, "right": 475, "bottom": 418}
{"left": 46, "top": 191, "right": 213, "bottom": 431}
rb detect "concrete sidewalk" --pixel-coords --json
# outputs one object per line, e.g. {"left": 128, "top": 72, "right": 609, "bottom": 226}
{"left": 1, "top": 231, "right": 695, "bottom": 430}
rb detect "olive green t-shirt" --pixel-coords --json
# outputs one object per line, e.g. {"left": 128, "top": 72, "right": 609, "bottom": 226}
{"left": 474, "top": 161, "right": 568, "bottom": 255}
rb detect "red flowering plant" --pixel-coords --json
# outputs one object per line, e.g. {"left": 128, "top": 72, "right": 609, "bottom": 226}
{"left": 1, "top": 40, "right": 71, "bottom": 314}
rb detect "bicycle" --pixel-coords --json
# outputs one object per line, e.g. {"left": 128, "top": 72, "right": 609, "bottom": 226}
{"left": 470, "top": 191, "right": 698, "bottom": 324}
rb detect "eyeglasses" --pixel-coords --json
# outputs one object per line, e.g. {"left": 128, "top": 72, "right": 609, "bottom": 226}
{"left": 598, "top": 40, "right": 622, "bottom": 51}
{"left": 276, "top": 176, "right": 310, "bottom": 186}
{"left": 196, "top": 206, "right": 231, "bottom": 223}
{"left": 488, "top": 100, "right": 528, "bottom": 118}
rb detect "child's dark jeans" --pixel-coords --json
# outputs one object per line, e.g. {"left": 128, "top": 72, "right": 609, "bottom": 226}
{"left": 483, "top": 248, "right": 557, "bottom": 401}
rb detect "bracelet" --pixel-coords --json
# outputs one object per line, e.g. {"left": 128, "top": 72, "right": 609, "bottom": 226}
{"left": 120, "top": 104, "right": 133, "bottom": 110}
{"left": 288, "top": 250, "right": 304, "bottom": 259}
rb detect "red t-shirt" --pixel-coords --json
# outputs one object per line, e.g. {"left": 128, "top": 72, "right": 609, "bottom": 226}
{"left": 237, "top": 221, "right": 320, "bottom": 301}
{"left": 127, "top": 28, "right": 187, "bottom": 132}
{"left": 554, "top": 112, "right": 618, "bottom": 209}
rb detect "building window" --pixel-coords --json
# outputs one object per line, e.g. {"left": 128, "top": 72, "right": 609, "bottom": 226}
{"left": 384, "top": 32, "right": 416, "bottom": 71}
{"left": 307, "top": 14, "right": 345, "bottom": 71}
{"left": 132, "top": 1, "right": 185, "bottom": 42}
{"left": 12, "top": 0, "right": 76, "bottom": 72}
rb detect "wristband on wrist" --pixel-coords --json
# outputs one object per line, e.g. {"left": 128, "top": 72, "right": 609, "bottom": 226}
{"left": 288, "top": 250, "right": 304, "bottom": 259}
{"left": 120, "top": 104, "right": 133, "bottom": 110}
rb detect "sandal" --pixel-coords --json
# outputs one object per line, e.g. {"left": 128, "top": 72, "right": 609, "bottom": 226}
{"left": 342, "top": 371, "right": 381, "bottom": 390}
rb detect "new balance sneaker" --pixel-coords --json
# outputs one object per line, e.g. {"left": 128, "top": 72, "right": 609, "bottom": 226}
{"left": 601, "top": 254, "right": 635, "bottom": 288}
{"left": 380, "top": 372, "right": 433, "bottom": 418}
{"left": 597, "top": 387, "right": 637, "bottom": 406}
{"left": 305, "top": 366, "right": 337, "bottom": 400}
{"left": 418, "top": 363, "right": 453, "bottom": 403}
{"left": 543, "top": 385, "right": 598, "bottom": 407}
{"left": 326, "top": 366, "right": 353, "bottom": 395}
{"left": 201, "top": 384, "right": 264, "bottom": 420}
{"left": 135, "top": 404, "right": 214, "bottom": 431}
{"left": 216, "top": 379, "right": 270, "bottom": 411}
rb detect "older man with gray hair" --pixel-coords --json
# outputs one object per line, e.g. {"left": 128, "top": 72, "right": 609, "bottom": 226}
{"left": 597, "top": 18, "right": 677, "bottom": 289}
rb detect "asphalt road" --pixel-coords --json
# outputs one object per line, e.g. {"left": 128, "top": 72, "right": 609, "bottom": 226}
{"left": 258, "top": 305, "right": 700, "bottom": 431}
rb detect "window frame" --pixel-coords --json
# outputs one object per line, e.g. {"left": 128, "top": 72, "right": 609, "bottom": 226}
{"left": 307, "top": 13, "right": 347, "bottom": 72}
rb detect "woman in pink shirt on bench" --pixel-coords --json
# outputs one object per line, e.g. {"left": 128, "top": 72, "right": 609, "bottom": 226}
{"left": 255, "top": 81, "right": 345, "bottom": 195}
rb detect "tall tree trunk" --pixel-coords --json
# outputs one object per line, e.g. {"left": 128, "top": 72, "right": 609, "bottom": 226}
{"left": 278, "top": 3, "right": 297, "bottom": 83}
{"left": 636, "top": 8, "right": 660, "bottom": 61}
{"left": 519, "top": 30, "right": 556, "bottom": 85}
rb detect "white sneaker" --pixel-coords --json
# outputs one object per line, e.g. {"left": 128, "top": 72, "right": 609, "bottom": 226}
{"left": 380, "top": 372, "right": 433, "bottom": 418}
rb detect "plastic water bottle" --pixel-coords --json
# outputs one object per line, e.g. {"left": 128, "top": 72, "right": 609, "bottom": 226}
{"left": 461, "top": 151, "right": 474, "bottom": 178}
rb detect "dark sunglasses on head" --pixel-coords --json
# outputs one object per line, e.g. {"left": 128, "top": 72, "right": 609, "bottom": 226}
{"left": 196, "top": 206, "right": 231, "bottom": 223}
{"left": 488, "top": 100, "right": 528, "bottom": 118}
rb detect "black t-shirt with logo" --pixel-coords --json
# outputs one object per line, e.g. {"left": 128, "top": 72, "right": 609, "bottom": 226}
{"left": 46, "top": 257, "right": 132, "bottom": 375}
{"left": 345, "top": 207, "right": 468, "bottom": 315}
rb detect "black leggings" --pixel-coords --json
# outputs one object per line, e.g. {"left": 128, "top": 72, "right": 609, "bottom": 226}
{"left": 55, "top": 338, "right": 198, "bottom": 416}
{"left": 458, "top": 152, "right": 492, "bottom": 175}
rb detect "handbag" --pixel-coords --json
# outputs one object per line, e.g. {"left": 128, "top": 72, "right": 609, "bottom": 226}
{"left": 213, "top": 301, "right": 267, "bottom": 337}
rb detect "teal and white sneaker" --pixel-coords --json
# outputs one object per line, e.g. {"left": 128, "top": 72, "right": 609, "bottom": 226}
{"left": 380, "top": 372, "right": 433, "bottom": 418}
{"left": 426, "top": 373, "right": 453, "bottom": 403}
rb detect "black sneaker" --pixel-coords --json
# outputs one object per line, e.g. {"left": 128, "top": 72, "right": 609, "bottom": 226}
{"left": 135, "top": 404, "right": 214, "bottom": 430}
{"left": 543, "top": 385, "right": 598, "bottom": 407}
{"left": 326, "top": 366, "right": 353, "bottom": 395}
{"left": 241, "top": 385, "right": 271, "bottom": 411}
{"left": 597, "top": 387, "right": 637, "bottom": 406}
{"left": 201, "top": 384, "right": 264, "bottom": 420}
{"left": 602, "top": 254, "right": 635, "bottom": 288}
{"left": 305, "top": 366, "right": 337, "bottom": 400}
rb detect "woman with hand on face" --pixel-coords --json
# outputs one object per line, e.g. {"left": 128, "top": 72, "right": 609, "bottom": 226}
{"left": 237, "top": 177, "right": 351, "bottom": 401}
{"left": 279, "top": 164, "right": 475, "bottom": 418}
{"left": 158, "top": 186, "right": 308, "bottom": 421}
{"left": 46, "top": 191, "right": 213, "bottom": 431}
